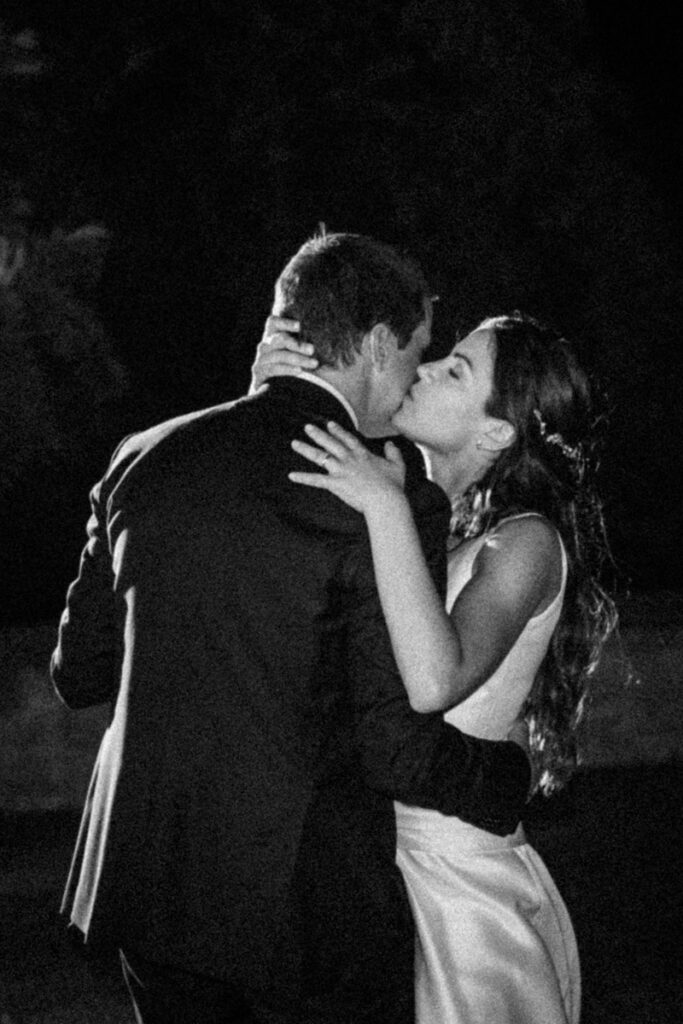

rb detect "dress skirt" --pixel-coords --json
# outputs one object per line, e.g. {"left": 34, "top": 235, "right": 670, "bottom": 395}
{"left": 395, "top": 802, "right": 580, "bottom": 1024}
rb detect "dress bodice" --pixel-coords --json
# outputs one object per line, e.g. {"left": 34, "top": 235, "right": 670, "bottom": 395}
{"left": 443, "top": 513, "right": 567, "bottom": 741}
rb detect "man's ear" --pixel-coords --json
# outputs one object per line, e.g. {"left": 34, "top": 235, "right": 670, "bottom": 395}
{"left": 481, "top": 417, "right": 516, "bottom": 452}
{"left": 362, "top": 323, "right": 397, "bottom": 371}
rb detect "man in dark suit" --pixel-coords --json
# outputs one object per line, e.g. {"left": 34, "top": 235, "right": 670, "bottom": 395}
{"left": 51, "top": 233, "right": 530, "bottom": 1024}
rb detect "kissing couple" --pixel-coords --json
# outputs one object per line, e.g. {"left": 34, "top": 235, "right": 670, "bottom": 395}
{"left": 53, "top": 231, "right": 615, "bottom": 1023}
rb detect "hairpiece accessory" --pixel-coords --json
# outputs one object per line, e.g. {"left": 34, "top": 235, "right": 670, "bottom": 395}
{"left": 533, "top": 409, "right": 583, "bottom": 466}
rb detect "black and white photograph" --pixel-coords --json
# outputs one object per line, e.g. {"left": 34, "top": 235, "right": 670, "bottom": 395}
{"left": 1, "top": 3, "right": 681, "bottom": 1022}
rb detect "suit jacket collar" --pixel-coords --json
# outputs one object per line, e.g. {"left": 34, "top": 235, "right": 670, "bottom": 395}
{"left": 264, "top": 375, "right": 358, "bottom": 433}
{"left": 292, "top": 372, "right": 359, "bottom": 429}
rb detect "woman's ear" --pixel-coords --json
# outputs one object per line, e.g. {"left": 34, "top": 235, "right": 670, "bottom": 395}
{"left": 481, "top": 417, "right": 516, "bottom": 452}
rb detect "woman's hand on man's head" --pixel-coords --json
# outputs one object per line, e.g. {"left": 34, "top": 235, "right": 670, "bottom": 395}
{"left": 249, "top": 317, "right": 318, "bottom": 393}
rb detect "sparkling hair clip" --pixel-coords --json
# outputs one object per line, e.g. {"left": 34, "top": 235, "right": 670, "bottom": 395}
{"left": 533, "top": 409, "right": 583, "bottom": 466}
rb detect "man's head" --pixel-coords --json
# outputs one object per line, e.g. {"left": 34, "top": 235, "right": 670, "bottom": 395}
{"left": 273, "top": 233, "right": 429, "bottom": 365}
{"left": 273, "top": 232, "right": 433, "bottom": 434}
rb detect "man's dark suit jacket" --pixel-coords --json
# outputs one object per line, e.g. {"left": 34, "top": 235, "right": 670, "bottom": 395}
{"left": 51, "top": 376, "right": 529, "bottom": 1019}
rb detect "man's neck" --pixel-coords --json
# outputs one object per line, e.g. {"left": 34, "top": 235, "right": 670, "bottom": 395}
{"left": 313, "top": 367, "right": 395, "bottom": 438}
{"left": 360, "top": 420, "right": 400, "bottom": 439}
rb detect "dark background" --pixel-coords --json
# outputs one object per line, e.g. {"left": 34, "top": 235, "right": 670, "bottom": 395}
{"left": 2, "top": 0, "right": 683, "bottom": 623}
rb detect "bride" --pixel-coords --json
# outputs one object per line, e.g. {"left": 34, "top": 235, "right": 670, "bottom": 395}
{"left": 253, "top": 310, "right": 616, "bottom": 1023}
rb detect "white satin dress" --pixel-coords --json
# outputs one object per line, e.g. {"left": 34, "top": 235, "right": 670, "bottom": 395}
{"left": 395, "top": 514, "right": 580, "bottom": 1024}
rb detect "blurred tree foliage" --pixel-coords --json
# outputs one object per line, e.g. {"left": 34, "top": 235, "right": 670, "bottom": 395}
{"left": 1, "top": 0, "right": 681, "bottom": 619}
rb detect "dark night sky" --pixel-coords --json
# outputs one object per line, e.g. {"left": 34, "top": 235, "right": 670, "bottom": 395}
{"left": 587, "top": 2, "right": 683, "bottom": 215}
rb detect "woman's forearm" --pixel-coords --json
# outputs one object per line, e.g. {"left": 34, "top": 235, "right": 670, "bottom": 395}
{"left": 364, "top": 493, "right": 467, "bottom": 712}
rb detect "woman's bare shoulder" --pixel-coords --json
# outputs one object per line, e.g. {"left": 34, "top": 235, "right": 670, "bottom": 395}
{"left": 494, "top": 513, "right": 560, "bottom": 555}
{"left": 472, "top": 514, "right": 563, "bottom": 611}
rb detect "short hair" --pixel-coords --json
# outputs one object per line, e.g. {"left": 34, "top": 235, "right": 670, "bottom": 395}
{"left": 273, "top": 232, "right": 430, "bottom": 367}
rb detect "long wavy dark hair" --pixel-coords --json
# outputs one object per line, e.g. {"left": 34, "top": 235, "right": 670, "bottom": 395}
{"left": 451, "top": 313, "right": 617, "bottom": 795}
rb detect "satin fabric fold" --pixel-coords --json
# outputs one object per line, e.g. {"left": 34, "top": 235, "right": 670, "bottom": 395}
{"left": 395, "top": 804, "right": 580, "bottom": 1024}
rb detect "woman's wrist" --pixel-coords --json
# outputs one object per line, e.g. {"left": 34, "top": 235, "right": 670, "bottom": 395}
{"left": 364, "top": 487, "right": 411, "bottom": 526}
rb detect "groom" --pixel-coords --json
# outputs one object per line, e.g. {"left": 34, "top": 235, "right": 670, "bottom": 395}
{"left": 51, "top": 232, "right": 530, "bottom": 1024}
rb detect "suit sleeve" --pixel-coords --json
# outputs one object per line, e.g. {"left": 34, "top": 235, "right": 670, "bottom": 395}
{"left": 345, "top": 484, "right": 531, "bottom": 836}
{"left": 50, "top": 473, "right": 119, "bottom": 710}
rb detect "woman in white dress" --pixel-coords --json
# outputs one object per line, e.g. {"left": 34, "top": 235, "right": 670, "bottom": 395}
{"left": 254, "top": 311, "right": 617, "bottom": 1023}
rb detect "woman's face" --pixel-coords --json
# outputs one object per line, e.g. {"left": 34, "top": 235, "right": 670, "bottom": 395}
{"left": 392, "top": 326, "right": 498, "bottom": 452}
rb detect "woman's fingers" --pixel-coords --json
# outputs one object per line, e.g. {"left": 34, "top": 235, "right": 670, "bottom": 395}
{"left": 262, "top": 335, "right": 316, "bottom": 358}
{"left": 288, "top": 471, "right": 334, "bottom": 490}
{"left": 258, "top": 316, "right": 317, "bottom": 364}
{"left": 291, "top": 438, "right": 335, "bottom": 467}
{"left": 260, "top": 348, "right": 318, "bottom": 371}
{"left": 250, "top": 318, "right": 318, "bottom": 392}
{"left": 302, "top": 424, "right": 352, "bottom": 462}
{"left": 289, "top": 426, "right": 398, "bottom": 514}
{"left": 263, "top": 316, "right": 302, "bottom": 342}
{"left": 304, "top": 422, "right": 369, "bottom": 460}
{"left": 325, "top": 420, "right": 366, "bottom": 450}
{"left": 258, "top": 331, "right": 316, "bottom": 360}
